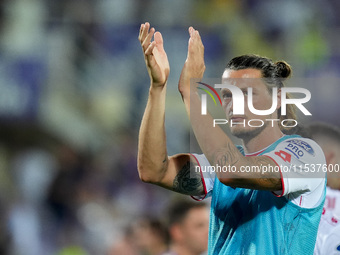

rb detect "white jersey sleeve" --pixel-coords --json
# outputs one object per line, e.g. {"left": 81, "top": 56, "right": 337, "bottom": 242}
{"left": 264, "top": 137, "right": 326, "bottom": 208}
{"left": 191, "top": 153, "right": 216, "bottom": 201}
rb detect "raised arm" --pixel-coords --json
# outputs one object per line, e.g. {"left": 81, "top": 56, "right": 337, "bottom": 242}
{"left": 137, "top": 23, "right": 204, "bottom": 196}
{"left": 178, "top": 27, "right": 281, "bottom": 191}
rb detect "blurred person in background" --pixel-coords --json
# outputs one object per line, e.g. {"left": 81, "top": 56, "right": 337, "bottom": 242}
{"left": 0, "top": 200, "right": 11, "bottom": 255}
{"left": 308, "top": 123, "right": 340, "bottom": 255}
{"left": 132, "top": 217, "right": 169, "bottom": 255}
{"left": 137, "top": 22, "right": 326, "bottom": 254}
{"left": 108, "top": 224, "right": 138, "bottom": 255}
{"left": 163, "top": 199, "right": 209, "bottom": 255}
{"left": 111, "top": 216, "right": 169, "bottom": 255}
{"left": 307, "top": 123, "right": 340, "bottom": 206}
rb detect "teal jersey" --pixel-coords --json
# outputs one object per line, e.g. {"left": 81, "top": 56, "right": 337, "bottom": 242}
{"left": 203, "top": 135, "right": 326, "bottom": 255}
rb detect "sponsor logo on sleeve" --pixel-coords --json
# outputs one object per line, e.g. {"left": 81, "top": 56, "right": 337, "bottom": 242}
{"left": 285, "top": 139, "right": 315, "bottom": 158}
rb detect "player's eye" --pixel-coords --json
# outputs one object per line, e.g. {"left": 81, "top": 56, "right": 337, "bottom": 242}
{"left": 222, "top": 93, "right": 232, "bottom": 99}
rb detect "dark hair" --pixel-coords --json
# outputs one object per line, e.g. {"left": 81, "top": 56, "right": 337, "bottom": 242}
{"left": 226, "top": 54, "right": 296, "bottom": 130}
{"left": 226, "top": 54, "right": 292, "bottom": 80}
{"left": 167, "top": 199, "right": 206, "bottom": 226}
{"left": 283, "top": 124, "right": 312, "bottom": 138}
{"left": 136, "top": 216, "right": 170, "bottom": 244}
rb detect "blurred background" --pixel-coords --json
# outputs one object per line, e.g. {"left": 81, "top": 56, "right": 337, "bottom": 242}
{"left": 0, "top": 0, "right": 339, "bottom": 254}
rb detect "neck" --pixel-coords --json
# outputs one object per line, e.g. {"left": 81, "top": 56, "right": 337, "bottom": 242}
{"left": 242, "top": 125, "right": 284, "bottom": 154}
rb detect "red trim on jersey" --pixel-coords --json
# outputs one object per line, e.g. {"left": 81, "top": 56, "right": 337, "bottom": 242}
{"left": 190, "top": 153, "right": 208, "bottom": 201}
{"left": 299, "top": 196, "right": 303, "bottom": 206}
{"left": 245, "top": 149, "right": 265, "bottom": 157}
{"left": 263, "top": 155, "right": 285, "bottom": 197}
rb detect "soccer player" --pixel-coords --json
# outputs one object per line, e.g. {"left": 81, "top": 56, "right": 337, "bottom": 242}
{"left": 307, "top": 123, "right": 340, "bottom": 211}
{"left": 308, "top": 123, "right": 340, "bottom": 255}
{"left": 137, "top": 22, "right": 326, "bottom": 254}
{"left": 163, "top": 200, "right": 209, "bottom": 255}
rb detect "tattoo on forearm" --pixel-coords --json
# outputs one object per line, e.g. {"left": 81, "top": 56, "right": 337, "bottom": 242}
{"left": 213, "top": 144, "right": 281, "bottom": 190}
{"left": 217, "top": 154, "right": 227, "bottom": 168}
{"left": 215, "top": 143, "right": 240, "bottom": 168}
{"left": 173, "top": 161, "right": 204, "bottom": 196}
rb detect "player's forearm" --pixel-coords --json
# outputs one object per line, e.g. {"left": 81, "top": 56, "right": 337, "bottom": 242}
{"left": 182, "top": 92, "right": 281, "bottom": 189}
{"left": 138, "top": 84, "right": 169, "bottom": 183}
{"left": 183, "top": 91, "right": 241, "bottom": 163}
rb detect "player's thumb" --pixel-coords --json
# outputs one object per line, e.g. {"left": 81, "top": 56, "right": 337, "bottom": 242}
{"left": 154, "top": 32, "right": 164, "bottom": 49}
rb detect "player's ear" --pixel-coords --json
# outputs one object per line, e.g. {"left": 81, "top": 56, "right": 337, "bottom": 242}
{"left": 325, "top": 151, "right": 335, "bottom": 166}
{"left": 276, "top": 88, "right": 281, "bottom": 111}
{"left": 169, "top": 224, "right": 183, "bottom": 242}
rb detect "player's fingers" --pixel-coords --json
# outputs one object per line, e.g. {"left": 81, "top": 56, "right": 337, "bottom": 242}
{"left": 145, "top": 44, "right": 157, "bottom": 68}
{"left": 187, "top": 37, "right": 194, "bottom": 57}
{"left": 145, "top": 41, "right": 156, "bottom": 56}
{"left": 198, "top": 32, "right": 203, "bottom": 43}
{"left": 192, "top": 29, "right": 197, "bottom": 38}
{"left": 139, "top": 22, "right": 150, "bottom": 43}
{"left": 138, "top": 23, "right": 145, "bottom": 42}
{"left": 196, "top": 30, "right": 200, "bottom": 38}
{"left": 139, "top": 23, "right": 143, "bottom": 40}
{"left": 193, "top": 30, "right": 203, "bottom": 47}
{"left": 142, "top": 27, "right": 155, "bottom": 51}
{"left": 189, "top": 26, "right": 194, "bottom": 37}
{"left": 199, "top": 32, "right": 204, "bottom": 49}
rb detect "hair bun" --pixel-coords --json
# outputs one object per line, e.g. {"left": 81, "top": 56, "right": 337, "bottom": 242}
{"left": 275, "top": 61, "right": 292, "bottom": 78}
